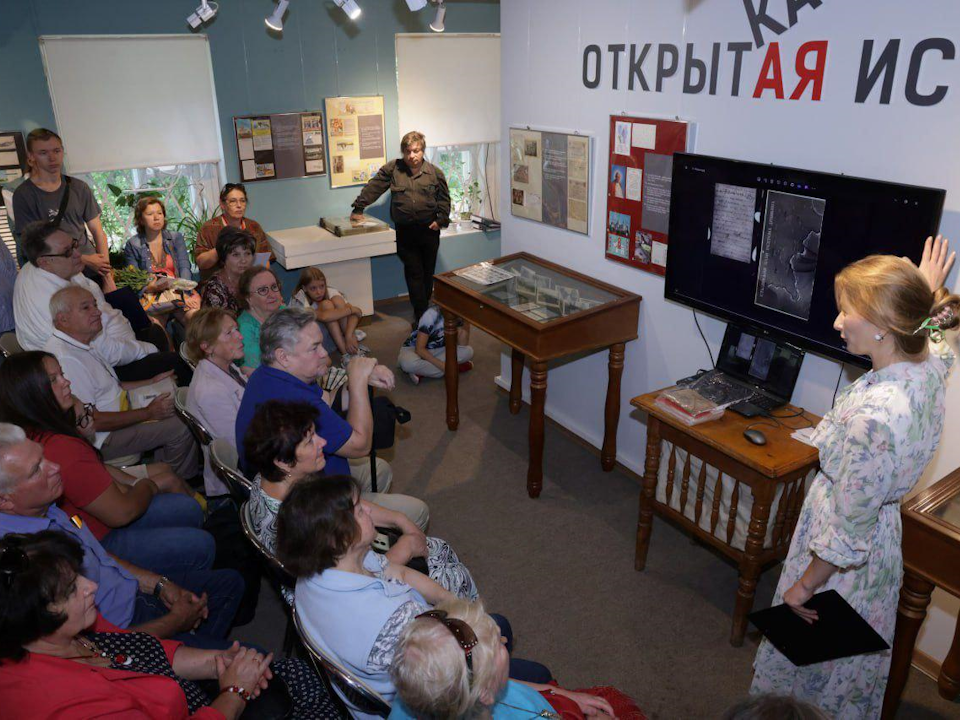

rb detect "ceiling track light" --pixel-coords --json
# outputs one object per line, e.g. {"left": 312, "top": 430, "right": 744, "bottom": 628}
{"left": 187, "top": 0, "right": 219, "bottom": 29}
{"left": 430, "top": 2, "right": 446, "bottom": 33}
{"left": 334, "top": 0, "right": 362, "bottom": 21}
{"left": 265, "top": 0, "right": 290, "bottom": 31}
{"left": 405, "top": 0, "right": 428, "bottom": 10}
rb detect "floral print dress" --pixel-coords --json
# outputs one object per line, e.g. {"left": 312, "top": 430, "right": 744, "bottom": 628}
{"left": 750, "top": 341, "right": 954, "bottom": 718}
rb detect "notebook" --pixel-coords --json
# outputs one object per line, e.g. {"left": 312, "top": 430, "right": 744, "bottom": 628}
{"left": 748, "top": 590, "right": 889, "bottom": 666}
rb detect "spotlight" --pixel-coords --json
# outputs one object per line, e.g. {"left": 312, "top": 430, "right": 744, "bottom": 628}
{"left": 334, "top": 0, "right": 362, "bottom": 20}
{"left": 187, "top": 0, "right": 218, "bottom": 29}
{"left": 265, "top": 0, "right": 290, "bottom": 31}
{"left": 430, "top": 2, "right": 446, "bottom": 32}
{"left": 405, "top": 0, "right": 428, "bottom": 10}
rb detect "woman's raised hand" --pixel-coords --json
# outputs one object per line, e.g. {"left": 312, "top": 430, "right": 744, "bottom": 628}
{"left": 912, "top": 235, "right": 955, "bottom": 292}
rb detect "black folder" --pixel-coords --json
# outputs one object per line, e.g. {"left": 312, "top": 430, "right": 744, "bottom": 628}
{"left": 748, "top": 590, "right": 889, "bottom": 666}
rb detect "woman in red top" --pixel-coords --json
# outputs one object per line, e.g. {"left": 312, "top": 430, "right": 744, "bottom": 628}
{"left": 0, "top": 352, "right": 211, "bottom": 577}
{"left": 194, "top": 184, "right": 272, "bottom": 283}
{"left": 0, "top": 531, "right": 334, "bottom": 719}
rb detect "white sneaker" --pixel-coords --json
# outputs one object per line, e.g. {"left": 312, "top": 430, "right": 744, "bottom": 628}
{"left": 354, "top": 329, "right": 367, "bottom": 342}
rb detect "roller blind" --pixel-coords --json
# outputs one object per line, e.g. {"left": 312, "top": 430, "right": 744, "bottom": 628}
{"left": 396, "top": 33, "right": 500, "bottom": 147}
{"left": 39, "top": 35, "right": 224, "bottom": 174}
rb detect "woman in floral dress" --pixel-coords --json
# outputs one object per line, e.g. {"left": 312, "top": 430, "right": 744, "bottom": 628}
{"left": 751, "top": 236, "right": 959, "bottom": 718}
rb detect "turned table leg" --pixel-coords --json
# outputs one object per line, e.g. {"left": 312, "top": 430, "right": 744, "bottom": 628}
{"left": 882, "top": 571, "right": 936, "bottom": 718}
{"left": 526, "top": 360, "right": 548, "bottom": 498}
{"left": 635, "top": 417, "right": 662, "bottom": 571}
{"left": 601, "top": 342, "right": 625, "bottom": 471}
{"left": 510, "top": 349, "right": 524, "bottom": 414}
{"left": 732, "top": 486, "right": 773, "bottom": 646}
{"left": 443, "top": 310, "right": 460, "bottom": 431}
{"left": 937, "top": 599, "right": 960, "bottom": 700}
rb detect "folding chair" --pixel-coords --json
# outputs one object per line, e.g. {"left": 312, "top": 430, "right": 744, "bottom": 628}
{"left": 209, "top": 438, "right": 254, "bottom": 502}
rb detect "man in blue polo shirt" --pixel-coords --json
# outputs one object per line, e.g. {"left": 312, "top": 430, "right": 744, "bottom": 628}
{"left": 235, "top": 307, "right": 428, "bottom": 529}
{"left": 0, "top": 423, "right": 242, "bottom": 649}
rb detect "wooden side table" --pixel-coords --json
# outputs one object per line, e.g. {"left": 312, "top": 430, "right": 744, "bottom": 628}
{"left": 882, "top": 468, "right": 960, "bottom": 718}
{"left": 632, "top": 389, "right": 820, "bottom": 646}
{"left": 434, "top": 252, "right": 641, "bottom": 498}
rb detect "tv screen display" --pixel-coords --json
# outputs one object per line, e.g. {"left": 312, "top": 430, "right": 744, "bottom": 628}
{"left": 665, "top": 153, "right": 946, "bottom": 368}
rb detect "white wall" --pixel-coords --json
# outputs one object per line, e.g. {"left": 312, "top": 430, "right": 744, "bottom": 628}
{"left": 500, "top": 0, "right": 960, "bottom": 664}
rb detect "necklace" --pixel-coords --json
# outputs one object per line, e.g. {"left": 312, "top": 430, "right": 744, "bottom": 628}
{"left": 496, "top": 701, "right": 560, "bottom": 719}
{"left": 72, "top": 635, "right": 135, "bottom": 667}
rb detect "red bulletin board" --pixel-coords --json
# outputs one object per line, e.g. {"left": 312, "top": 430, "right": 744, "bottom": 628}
{"left": 604, "top": 115, "right": 688, "bottom": 276}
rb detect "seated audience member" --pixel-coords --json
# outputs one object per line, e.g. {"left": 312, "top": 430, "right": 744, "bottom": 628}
{"left": 124, "top": 197, "right": 199, "bottom": 318}
{"left": 392, "top": 599, "right": 646, "bottom": 719}
{"left": 237, "top": 266, "right": 285, "bottom": 372}
{"left": 200, "top": 226, "right": 254, "bottom": 315}
{"left": 0, "top": 531, "right": 336, "bottom": 719}
{"left": 245, "top": 400, "right": 477, "bottom": 601}
{"left": 276, "top": 476, "right": 550, "bottom": 712}
{"left": 235, "top": 308, "right": 427, "bottom": 528}
{"left": 292, "top": 266, "right": 365, "bottom": 359}
{"left": 722, "top": 694, "right": 828, "bottom": 720}
{"left": 0, "top": 352, "right": 207, "bottom": 574}
{"left": 185, "top": 307, "right": 247, "bottom": 497}
{"left": 0, "top": 424, "right": 243, "bottom": 648}
{"left": 195, "top": 183, "right": 272, "bottom": 283}
{"left": 398, "top": 303, "right": 473, "bottom": 385}
{"left": 43, "top": 287, "right": 199, "bottom": 481}
{"left": 13, "top": 220, "right": 183, "bottom": 382}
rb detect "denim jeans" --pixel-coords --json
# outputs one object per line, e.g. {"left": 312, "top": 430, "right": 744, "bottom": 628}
{"left": 491, "top": 612, "right": 553, "bottom": 684}
{"left": 101, "top": 494, "right": 214, "bottom": 576}
{"left": 131, "top": 565, "right": 244, "bottom": 650}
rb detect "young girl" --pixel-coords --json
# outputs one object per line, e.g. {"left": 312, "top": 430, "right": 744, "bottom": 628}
{"left": 291, "top": 267, "right": 366, "bottom": 360}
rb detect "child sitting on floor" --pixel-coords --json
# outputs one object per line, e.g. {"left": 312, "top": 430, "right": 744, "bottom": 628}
{"left": 291, "top": 267, "right": 368, "bottom": 362}
{"left": 398, "top": 303, "right": 473, "bottom": 385}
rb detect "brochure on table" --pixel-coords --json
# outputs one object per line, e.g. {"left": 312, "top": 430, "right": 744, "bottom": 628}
{"left": 325, "top": 96, "right": 387, "bottom": 189}
{"left": 509, "top": 127, "right": 590, "bottom": 235}
{"left": 234, "top": 111, "right": 327, "bottom": 182}
{"left": 605, "top": 115, "right": 688, "bottom": 275}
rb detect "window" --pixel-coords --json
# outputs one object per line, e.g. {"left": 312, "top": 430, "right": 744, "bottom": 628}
{"left": 428, "top": 143, "right": 499, "bottom": 222}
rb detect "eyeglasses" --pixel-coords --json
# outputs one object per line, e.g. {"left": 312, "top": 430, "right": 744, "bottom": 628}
{"left": 416, "top": 610, "right": 479, "bottom": 675}
{"left": 39, "top": 238, "right": 80, "bottom": 259}
{"left": 76, "top": 402, "right": 95, "bottom": 430}
{"left": 253, "top": 283, "right": 281, "bottom": 296}
{"left": 0, "top": 544, "right": 28, "bottom": 588}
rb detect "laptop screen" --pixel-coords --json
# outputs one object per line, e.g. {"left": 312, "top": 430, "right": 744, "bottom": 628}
{"left": 716, "top": 324, "right": 805, "bottom": 401}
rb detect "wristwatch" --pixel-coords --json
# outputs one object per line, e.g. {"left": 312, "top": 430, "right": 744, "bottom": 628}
{"left": 153, "top": 575, "right": 170, "bottom": 599}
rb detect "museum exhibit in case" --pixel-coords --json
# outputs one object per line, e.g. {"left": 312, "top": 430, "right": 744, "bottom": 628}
{"left": 434, "top": 252, "right": 641, "bottom": 498}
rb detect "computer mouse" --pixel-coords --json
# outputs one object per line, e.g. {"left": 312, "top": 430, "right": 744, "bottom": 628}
{"left": 743, "top": 428, "right": 767, "bottom": 446}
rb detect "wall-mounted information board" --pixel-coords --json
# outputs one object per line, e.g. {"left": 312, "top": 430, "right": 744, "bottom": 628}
{"left": 234, "top": 111, "right": 327, "bottom": 183}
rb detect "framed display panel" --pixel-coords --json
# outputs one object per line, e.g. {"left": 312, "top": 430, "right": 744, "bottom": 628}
{"left": 509, "top": 128, "right": 590, "bottom": 235}
{"left": 0, "top": 131, "right": 26, "bottom": 185}
{"left": 605, "top": 115, "right": 688, "bottom": 275}
{"left": 325, "top": 96, "right": 387, "bottom": 189}
{"left": 234, "top": 111, "right": 326, "bottom": 183}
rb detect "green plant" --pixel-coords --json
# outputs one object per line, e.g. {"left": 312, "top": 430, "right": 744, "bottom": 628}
{"left": 174, "top": 204, "right": 219, "bottom": 257}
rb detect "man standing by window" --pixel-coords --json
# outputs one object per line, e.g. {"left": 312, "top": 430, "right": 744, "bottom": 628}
{"left": 350, "top": 131, "right": 450, "bottom": 324}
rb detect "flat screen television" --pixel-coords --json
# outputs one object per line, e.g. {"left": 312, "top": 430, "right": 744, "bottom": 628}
{"left": 664, "top": 153, "right": 946, "bottom": 368}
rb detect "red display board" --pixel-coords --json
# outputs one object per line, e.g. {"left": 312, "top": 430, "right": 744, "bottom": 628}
{"left": 604, "top": 116, "right": 688, "bottom": 275}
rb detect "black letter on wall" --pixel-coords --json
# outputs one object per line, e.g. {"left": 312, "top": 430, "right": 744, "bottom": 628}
{"left": 583, "top": 44, "right": 601, "bottom": 89}
{"left": 855, "top": 39, "right": 899, "bottom": 104}
{"left": 906, "top": 38, "right": 955, "bottom": 106}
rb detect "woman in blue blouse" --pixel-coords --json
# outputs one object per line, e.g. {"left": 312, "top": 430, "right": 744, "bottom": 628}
{"left": 124, "top": 197, "right": 193, "bottom": 287}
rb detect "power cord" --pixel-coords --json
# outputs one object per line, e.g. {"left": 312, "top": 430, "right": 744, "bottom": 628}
{"left": 832, "top": 363, "right": 845, "bottom": 408}
{"left": 693, "top": 310, "right": 715, "bottom": 368}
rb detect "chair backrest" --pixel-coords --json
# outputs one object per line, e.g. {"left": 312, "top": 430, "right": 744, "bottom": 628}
{"left": 0, "top": 332, "right": 23, "bottom": 358}
{"left": 292, "top": 605, "right": 392, "bottom": 718}
{"left": 238, "top": 500, "right": 294, "bottom": 584}
{"left": 209, "top": 438, "right": 254, "bottom": 501}
{"left": 179, "top": 341, "right": 197, "bottom": 371}
{"left": 173, "top": 387, "right": 214, "bottom": 446}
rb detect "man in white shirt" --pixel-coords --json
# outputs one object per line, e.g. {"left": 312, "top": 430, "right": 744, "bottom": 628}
{"left": 13, "top": 221, "right": 184, "bottom": 383}
{"left": 45, "top": 285, "right": 199, "bottom": 481}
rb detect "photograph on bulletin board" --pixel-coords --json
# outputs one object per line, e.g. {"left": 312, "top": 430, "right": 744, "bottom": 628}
{"left": 604, "top": 115, "right": 688, "bottom": 275}
{"left": 234, "top": 111, "right": 327, "bottom": 183}
{"left": 325, "top": 95, "right": 386, "bottom": 189}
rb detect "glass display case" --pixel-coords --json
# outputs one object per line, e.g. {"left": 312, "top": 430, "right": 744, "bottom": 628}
{"left": 319, "top": 215, "right": 390, "bottom": 237}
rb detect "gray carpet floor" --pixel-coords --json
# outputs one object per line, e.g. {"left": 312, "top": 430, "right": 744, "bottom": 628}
{"left": 235, "top": 303, "right": 959, "bottom": 719}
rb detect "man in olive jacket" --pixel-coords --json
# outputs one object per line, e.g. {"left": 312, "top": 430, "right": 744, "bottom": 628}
{"left": 350, "top": 131, "right": 450, "bottom": 322}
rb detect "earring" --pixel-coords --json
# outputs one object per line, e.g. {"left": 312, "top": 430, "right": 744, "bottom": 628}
{"left": 874, "top": 332, "right": 886, "bottom": 342}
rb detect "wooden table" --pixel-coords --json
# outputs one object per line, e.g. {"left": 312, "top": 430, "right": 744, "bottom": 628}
{"left": 434, "top": 252, "right": 641, "bottom": 498}
{"left": 882, "top": 468, "right": 960, "bottom": 718}
{"left": 632, "top": 389, "right": 820, "bottom": 645}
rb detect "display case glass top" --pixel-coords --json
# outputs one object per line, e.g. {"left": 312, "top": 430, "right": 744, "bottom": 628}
{"left": 905, "top": 468, "right": 960, "bottom": 534}
{"left": 927, "top": 488, "right": 960, "bottom": 530}
{"left": 320, "top": 215, "right": 390, "bottom": 237}
{"left": 447, "top": 255, "right": 621, "bottom": 323}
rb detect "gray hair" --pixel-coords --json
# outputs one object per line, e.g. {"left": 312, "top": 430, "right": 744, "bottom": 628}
{"left": 260, "top": 307, "right": 318, "bottom": 366}
{"left": 0, "top": 423, "right": 29, "bottom": 493}
{"left": 49, "top": 285, "right": 93, "bottom": 326}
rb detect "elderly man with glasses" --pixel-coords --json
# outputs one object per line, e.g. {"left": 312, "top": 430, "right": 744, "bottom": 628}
{"left": 12, "top": 221, "right": 186, "bottom": 383}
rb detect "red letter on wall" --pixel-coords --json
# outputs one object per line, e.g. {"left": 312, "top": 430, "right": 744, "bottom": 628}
{"left": 790, "top": 40, "right": 828, "bottom": 100}
{"left": 753, "top": 42, "right": 785, "bottom": 99}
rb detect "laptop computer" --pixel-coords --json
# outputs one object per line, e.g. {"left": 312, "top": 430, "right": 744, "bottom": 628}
{"left": 678, "top": 323, "right": 805, "bottom": 417}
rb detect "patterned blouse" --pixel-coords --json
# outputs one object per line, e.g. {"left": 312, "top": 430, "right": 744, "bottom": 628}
{"left": 200, "top": 271, "right": 242, "bottom": 315}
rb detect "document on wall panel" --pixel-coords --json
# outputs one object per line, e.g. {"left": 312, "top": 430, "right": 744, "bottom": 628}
{"left": 509, "top": 128, "right": 544, "bottom": 223}
{"left": 233, "top": 111, "right": 328, "bottom": 182}
{"left": 326, "top": 96, "right": 386, "bottom": 188}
